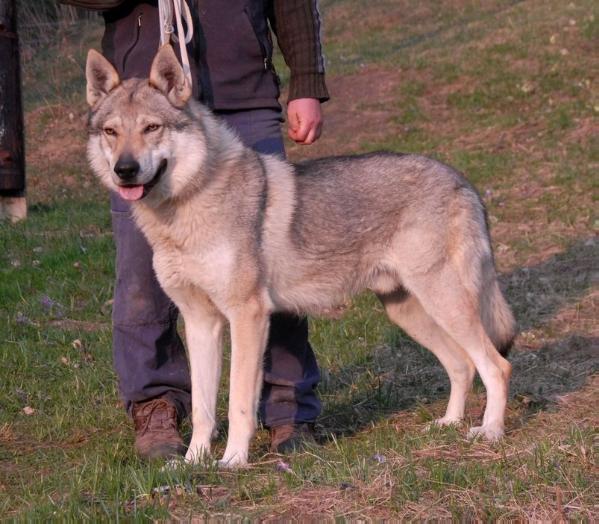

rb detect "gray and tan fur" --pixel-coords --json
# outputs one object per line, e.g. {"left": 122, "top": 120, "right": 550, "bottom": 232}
{"left": 86, "top": 45, "right": 516, "bottom": 468}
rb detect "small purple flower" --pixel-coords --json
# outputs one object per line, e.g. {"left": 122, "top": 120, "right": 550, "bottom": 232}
{"left": 40, "top": 295, "right": 64, "bottom": 317}
{"left": 372, "top": 453, "right": 387, "bottom": 464}
{"left": 40, "top": 295, "right": 56, "bottom": 309}
{"left": 15, "top": 312, "right": 31, "bottom": 325}
{"left": 275, "top": 461, "right": 293, "bottom": 473}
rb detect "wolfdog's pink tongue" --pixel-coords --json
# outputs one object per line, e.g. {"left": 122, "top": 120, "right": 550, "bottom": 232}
{"left": 118, "top": 185, "right": 144, "bottom": 201}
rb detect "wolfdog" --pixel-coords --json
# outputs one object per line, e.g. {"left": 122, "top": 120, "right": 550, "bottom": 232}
{"left": 86, "top": 45, "right": 515, "bottom": 467}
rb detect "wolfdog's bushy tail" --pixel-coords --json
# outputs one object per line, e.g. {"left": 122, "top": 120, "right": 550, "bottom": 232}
{"left": 480, "top": 277, "right": 516, "bottom": 357}
{"left": 458, "top": 186, "right": 516, "bottom": 357}
{"left": 454, "top": 187, "right": 517, "bottom": 357}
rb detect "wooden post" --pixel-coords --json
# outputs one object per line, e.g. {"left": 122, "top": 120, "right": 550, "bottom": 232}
{"left": 0, "top": 0, "right": 26, "bottom": 222}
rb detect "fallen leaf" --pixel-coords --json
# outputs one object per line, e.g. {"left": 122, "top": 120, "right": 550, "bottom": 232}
{"left": 520, "top": 81, "right": 535, "bottom": 94}
{"left": 101, "top": 299, "right": 114, "bottom": 316}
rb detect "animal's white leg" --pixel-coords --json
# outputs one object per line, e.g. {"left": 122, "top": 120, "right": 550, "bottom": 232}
{"left": 406, "top": 270, "right": 511, "bottom": 441}
{"left": 219, "top": 298, "right": 269, "bottom": 468}
{"left": 380, "top": 291, "right": 475, "bottom": 425}
{"left": 170, "top": 292, "right": 225, "bottom": 464}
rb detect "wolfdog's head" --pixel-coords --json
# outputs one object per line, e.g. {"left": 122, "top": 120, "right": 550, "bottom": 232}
{"left": 86, "top": 45, "right": 208, "bottom": 204}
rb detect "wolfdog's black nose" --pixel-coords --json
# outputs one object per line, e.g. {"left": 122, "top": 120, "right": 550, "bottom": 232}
{"left": 114, "top": 157, "right": 140, "bottom": 181}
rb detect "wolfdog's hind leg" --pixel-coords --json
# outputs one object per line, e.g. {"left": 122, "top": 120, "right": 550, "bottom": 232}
{"left": 379, "top": 289, "right": 475, "bottom": 426}
{"left": 405, "top": 269, "right": 511, "bottom": 441}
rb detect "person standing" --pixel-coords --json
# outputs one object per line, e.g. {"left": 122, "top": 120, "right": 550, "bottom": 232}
{"left": 62, "top": 0, "right": 329, "bottom": 458}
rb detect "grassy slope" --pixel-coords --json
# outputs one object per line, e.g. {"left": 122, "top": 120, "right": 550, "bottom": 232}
{"left": 1, "top": 0, "right": 597, "bottom": 519}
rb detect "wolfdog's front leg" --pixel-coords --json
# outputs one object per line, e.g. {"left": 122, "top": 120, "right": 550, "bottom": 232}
{"left": 170, "top": 291, "right": 225, "bottom": 464}
{"left": 220, "top": 298, "right": 270, "bottom": 468}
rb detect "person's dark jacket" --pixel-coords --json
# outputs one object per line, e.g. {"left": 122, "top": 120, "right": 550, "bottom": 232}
{"left": 62, "top": 0, "right": 329, "bottom": 110}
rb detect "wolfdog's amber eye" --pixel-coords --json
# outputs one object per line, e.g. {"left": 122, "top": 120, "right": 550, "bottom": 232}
{"left": 104, "top": 127, "right": 116, "bottom": 136}
{"left": 144, "top": 124, "right": 161, "bottom": 133}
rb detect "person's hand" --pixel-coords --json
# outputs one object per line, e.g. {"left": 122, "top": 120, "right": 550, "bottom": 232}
{"left": 287, "top": 98, "right": 323, "bottom": 145}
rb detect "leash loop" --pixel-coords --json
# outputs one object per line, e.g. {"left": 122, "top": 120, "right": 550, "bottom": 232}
{"left": 158, "top": 0, "right": 194, "bottom": 89}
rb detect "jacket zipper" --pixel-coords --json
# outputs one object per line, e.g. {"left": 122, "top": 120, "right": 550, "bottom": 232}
{"left": 122, "top": 12, "right": 143, "bottom": 73}
{"left": 244, "top": 8, "right": 271, "bottom": 71}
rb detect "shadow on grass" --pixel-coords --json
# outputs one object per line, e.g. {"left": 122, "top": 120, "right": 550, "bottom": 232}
{"left": 318, "top": 237, "right": 599, "bottom": 437}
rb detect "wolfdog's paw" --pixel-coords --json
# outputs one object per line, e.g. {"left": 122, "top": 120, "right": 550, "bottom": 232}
{"left": 184, "top": 443, "right": 211, "bottom": 465}
{"left": 217, "top": 453, "right": 249, "bottom": 470}
{"left": 467, "top": 424, "right": 504, "bottom": 442}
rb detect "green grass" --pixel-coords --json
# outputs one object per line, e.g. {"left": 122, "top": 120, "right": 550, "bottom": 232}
{"left": 1, "top": 0, "right": 598, "bottom": 519}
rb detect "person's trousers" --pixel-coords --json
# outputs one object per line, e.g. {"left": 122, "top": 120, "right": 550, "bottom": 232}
{"left": 110, "top": 108, "right": 321, "bottom": 428}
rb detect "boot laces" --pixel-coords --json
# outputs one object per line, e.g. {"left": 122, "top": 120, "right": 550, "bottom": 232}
{"left": 134, "top": 399, "right": 178, "bottom": 434}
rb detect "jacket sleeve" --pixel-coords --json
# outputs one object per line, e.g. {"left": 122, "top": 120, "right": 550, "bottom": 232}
{"left": 57, "top": 0, "right": 125, "bottom": 10}
{"left": 270, "top": 0, "right": 330, "bottom": 103}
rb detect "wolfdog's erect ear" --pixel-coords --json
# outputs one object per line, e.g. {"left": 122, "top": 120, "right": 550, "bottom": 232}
{"left": 86, "top": 49, "right": 120, "bottom": 107}
{"left": 149, "top": 44, "right": 192, "bottom": 108}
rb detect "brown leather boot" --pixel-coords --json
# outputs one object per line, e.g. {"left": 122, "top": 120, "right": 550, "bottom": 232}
{"left": 132, "top": 398, "right": 186, "bottom": 459}
{"left": 269, "top": 423, "right": 316, "bottom": 454}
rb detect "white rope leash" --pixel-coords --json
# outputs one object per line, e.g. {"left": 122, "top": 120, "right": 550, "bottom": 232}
{"left": 158, "top": 0, "right": 194, "bottom": 89}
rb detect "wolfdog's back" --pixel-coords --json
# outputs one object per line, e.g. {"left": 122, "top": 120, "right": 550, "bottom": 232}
{"left": 290, "top": 152, "right": 480, "bottom": 253}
